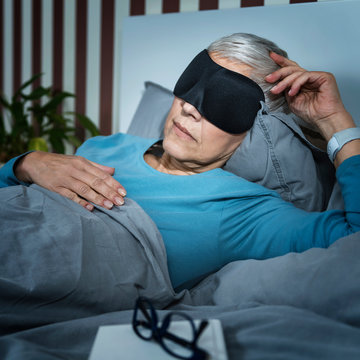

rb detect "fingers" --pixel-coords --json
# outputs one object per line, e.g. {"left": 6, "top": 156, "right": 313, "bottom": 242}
{"left": 265, "top": 65, "right": 305, "bottom": 84}
{"left": 286, "top": 71, "right": 339, "bottom": 98}
{"left": 27, "top": 152, "right": 127, "bottom": 212}
{"left": 88, "top": 159, "right": 115, "bottom": 174}
{"left": 266, "top": 52, "right": 305, "bottom": 92}
{"left": 264, "top": 54, "right": 346, "bottom": 128}
{"left": 270, "top": 70, "right": 331, "bottom": 98}
{"left": 269, "top": 51, "right": 299, "bottom": 68}
{"left": 58, "top": 187, "right": 94, "bottom": 211}
{"left": 70, "top": 167, "right": 125, "bottom": 208}
{"left": 84, "top": 159, "right": 127, "bottom": 197}
{"left": 269, "top": 70, "right": 306, "bottom": 95}
{"left": 286, "top": 72, "right": 315, "bottom": 97}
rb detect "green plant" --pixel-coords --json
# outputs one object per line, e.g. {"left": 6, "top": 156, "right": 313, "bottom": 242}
{"left": 0, "top": 73, "right": 99, "bottom": 163}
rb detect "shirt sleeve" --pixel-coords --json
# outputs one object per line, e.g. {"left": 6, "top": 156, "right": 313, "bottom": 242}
{"left": 219, "top": 155, "right": 360, "bottom": 265}
{"left": 0, "top": 152, "right": 33, "bottom": 188}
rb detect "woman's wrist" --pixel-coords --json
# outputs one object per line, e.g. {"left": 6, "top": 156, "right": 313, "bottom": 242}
{"left": 315, "top": 110, "right": 355, "bottom": 142}
{"left": 14, "top": 151, "right": 37, "bottom": 183}
{"left": 313, "top": 111, "right": 360, "bottom": 168}
{"left": 333, "top": 139, "right": 360, "bottom": 168}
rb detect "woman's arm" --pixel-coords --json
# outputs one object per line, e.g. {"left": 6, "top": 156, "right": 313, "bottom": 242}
{"left": 217, "top": 55, "right": 360, "bottom": 264}
{"left": 0, "top": 148, "right": 126, "bottom": 211}
{"left": 265, "top": 53, "right": 360, "bottom": 168}
{"left": 263, "top": 53, "right": 360, "bottom": 245}
{"left": 220, "top": 154, "right": 360, "bottom": 265}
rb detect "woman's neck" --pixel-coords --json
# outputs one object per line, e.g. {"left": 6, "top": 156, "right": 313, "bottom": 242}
{"left": 144, "top": 151, "right": 227, "bottom": 175}
{"left": 144, "top": 152, "right": 196, "bottom": 175}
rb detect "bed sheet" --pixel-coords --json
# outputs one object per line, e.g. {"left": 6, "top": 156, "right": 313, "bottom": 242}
{"left": 1, "top": 185, "right": 360, "bottom": 359}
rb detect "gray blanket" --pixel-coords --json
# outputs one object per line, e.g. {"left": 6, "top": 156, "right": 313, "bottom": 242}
{"left": 1, "top": 185, "right": 360, "bottom": 359}
{"left": 0, "top": 185, "right": 176, "bottom": 334}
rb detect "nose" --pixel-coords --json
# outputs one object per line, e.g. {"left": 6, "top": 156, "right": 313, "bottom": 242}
{"left": 181, "top": 101, "right": 202, "bottom": 121}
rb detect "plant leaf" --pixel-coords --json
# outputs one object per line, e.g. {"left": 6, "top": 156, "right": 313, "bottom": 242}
{"left": 10, "top": 102, "right": 29, "bottom": 135}
{"left": 48, "top": 129, "right": 66, "bottom": 153}
{"left": 46, "top": 113, "right": 68, "bottom": 126}
{"left": 43, "top": 126, "right": 76, "bottom": 135}
{"left": 67, "top": 135, "right": 82, "bottom": 148}
{"left": 13, "top": 73, "right": 43, "bottom": 100}
{"left": 0, "top": 113, "right": 5, "bottom": 146}
{"left": 21, "top": 86, "right": 50, "bottom": 100}
{"left": 42, "top": 92, "right": 75, "bottom": 112}
{"left": 71, "top": 112, "right": 100, "bottom": 137}
{"left": 28, "top": 137, "right": 49, "bottom": 152}
{"left": 0, "top": 94, "right": 11, "bottom": 109}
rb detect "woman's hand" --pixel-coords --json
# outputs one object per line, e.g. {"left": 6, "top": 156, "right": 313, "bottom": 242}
{"left": 266, "top": 52, "right": 360, "bottom": 167}
{"left": 15, "top": 151, "right": 126, "bottom": 211}
{"left": 265, "top": 52, "right": 355, "bottom": 140}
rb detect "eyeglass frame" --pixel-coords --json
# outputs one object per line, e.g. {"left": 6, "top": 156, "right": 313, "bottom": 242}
{"left": 132, "top": 296, "right": 209, "bottom": 360}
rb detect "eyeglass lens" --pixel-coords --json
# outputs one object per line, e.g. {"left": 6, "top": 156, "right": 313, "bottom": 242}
{"left": 161, "top": 313, "right": 196, "bottom": 359}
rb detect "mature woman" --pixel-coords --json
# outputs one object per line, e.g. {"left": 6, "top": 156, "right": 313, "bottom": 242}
{"left": 1, "top": 33, "right": 360, "bottom": 289}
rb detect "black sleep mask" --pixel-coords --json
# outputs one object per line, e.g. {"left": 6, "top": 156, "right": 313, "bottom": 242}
{"left": 173, "top": 50, "right": 265, "bottom": 134}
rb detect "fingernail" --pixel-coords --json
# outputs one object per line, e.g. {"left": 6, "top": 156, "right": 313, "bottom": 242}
{"left": 86, "top": 204, "right": 93, "bottom": 211}
{"left": 104, "top": 200, "right": 113, "bottom": 209}
{"left": 118, "top": 189, "right": 126, "bottom": 197}
{"left": 115, "top": 197, "right": 124, "bottom": 206}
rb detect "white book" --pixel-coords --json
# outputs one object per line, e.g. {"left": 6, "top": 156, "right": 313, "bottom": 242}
{"left": 89, "top": 319, "right": 228, "bottom": 360}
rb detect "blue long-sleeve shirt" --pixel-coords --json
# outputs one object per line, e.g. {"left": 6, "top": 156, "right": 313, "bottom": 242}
{"left": 1, "top": 133, "right": 360, "bottom": 288}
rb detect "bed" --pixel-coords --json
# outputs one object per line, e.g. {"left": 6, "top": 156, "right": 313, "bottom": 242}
{"left": 1, "top": 1, "right": 360, "bottom": 359}
{"left": 2, "top": 85, "right": 360, "bottom": 359}
{"left": 1, "top": 182, "right": 360, "bottom": 360}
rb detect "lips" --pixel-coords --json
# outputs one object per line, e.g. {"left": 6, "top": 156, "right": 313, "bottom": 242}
{"left": 173, "top": 121, "right": 196, "bottom": 141}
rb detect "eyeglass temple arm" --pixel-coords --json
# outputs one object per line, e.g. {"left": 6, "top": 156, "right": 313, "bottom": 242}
{"left": 161, "top": 331, "right": 209, "bottom": 359}
{"left": 193, "top": 320, "right": 209, "bottom": 343}
{"left": 139, "top": 304, "right": 153, "bottom": 323}
{"left": 162, "top": 330, "right": 193, "bottom": 348}
{"left": 162, "top": 320, "right": 209, "bottom": 348}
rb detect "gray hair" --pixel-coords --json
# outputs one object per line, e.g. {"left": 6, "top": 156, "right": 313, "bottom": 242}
{"left": 207, "top": 33, "right": 289, "bottom": 113}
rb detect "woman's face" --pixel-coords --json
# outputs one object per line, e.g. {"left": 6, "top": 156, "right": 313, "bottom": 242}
{"left": 162, "top": 54, "right": 251, "bottom": 170}
{"left": 162, "top": 97, "right": 247, "bottom": 169}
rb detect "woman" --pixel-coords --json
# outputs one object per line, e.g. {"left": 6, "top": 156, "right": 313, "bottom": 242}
{"left": 1, "top": 33, "right": 360, "bottom": 289}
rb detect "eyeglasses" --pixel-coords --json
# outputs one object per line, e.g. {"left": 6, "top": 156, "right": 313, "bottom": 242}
{"left": 132, "top": 296, "right": 209, "bottom": 360}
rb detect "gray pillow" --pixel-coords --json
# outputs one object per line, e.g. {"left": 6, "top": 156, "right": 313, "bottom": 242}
{"left": 127, "top": 81, "right": 173, "bottom": 139}
{"left": 127, "top": 81, "right": 335, "bottom": 212}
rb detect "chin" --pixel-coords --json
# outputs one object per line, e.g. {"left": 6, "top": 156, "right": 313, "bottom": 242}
{"left": 162, "top": 136, "right": 194, "bottom": 161}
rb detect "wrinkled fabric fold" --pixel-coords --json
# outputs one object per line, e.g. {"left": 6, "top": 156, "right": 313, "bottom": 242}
{"left": 0, "top": 184, "right": 177, "bottom": 336}
{"left": 1, "top": 185, "right": 360, "bottom": 359}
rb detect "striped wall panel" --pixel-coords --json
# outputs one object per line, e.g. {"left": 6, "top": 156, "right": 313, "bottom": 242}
{"left": 0, "top": 0, "right": 341, "bottom": 141}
